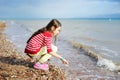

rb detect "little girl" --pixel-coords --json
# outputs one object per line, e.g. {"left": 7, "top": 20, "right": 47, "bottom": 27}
{"left": 24, "top": 19, "right": 69, "bottom": 70}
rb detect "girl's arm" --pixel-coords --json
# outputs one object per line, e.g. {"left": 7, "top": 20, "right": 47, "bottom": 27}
{"left": 49, "top": 52, "right": 69, "bottom": 65}
{"left": 44, "top": 33, "right": 69, "bottom": 65}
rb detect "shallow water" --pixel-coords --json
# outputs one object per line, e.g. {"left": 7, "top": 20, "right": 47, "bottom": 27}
{"left": 61, "top": 20, "right": 120, "bottom": 63}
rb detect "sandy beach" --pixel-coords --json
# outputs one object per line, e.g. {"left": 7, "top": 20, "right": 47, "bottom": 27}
{"left": 0, "top": 21, "right": 120, "bottom": 80}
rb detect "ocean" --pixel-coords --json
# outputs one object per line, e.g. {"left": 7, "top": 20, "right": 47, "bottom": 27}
{"left": 3, "top": 19, "right": 120, "bottom": 71}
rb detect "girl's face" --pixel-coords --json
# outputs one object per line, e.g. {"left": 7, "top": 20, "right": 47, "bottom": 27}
{"left": 52, "top": 26, "right": 61, "bottom": 36}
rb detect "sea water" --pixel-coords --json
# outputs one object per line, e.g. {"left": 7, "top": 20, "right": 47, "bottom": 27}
{"left": 60, "top": 19, "right": 120, "bottom": 64}
{"left": 4, "top": 19, "right": 120, "bottom": 67}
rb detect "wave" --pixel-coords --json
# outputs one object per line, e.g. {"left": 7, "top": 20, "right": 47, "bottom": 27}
{"left": 69, "top": 41, "right": 120, "bottom": 72}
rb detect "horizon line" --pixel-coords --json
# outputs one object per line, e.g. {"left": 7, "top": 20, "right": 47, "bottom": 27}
{"left": 0, "top": 18, "right": 120, "bottom": 20}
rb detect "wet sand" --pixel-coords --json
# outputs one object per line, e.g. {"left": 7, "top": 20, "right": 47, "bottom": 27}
{"left": 0, "top": 22, "right": 120, "bottom": 80}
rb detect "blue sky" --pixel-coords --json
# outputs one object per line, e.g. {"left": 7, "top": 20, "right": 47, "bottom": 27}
{"left": 0, "top": 0, "right": 120, "bottom": 19}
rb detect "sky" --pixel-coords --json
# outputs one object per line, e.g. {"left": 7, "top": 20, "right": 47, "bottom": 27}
{"left": 0, "top": 0, "right": 120, "bottom": 19}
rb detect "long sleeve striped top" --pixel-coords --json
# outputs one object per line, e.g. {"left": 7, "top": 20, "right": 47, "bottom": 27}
{"left": 24, "top": 31, "right": 53, "bottom": 54}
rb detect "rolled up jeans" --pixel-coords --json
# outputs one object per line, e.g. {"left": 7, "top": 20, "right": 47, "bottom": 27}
{"left": 28, "top": 45, "right": 57, "bottom": 63}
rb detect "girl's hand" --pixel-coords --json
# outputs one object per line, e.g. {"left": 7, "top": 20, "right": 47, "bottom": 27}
{"left": 60, "top": 57, "right": 69, "bottom": 65}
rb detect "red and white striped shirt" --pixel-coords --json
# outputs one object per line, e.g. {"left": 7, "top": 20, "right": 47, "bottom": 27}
{"left": 25, "top": 31, "right": 53, "bottom": 54}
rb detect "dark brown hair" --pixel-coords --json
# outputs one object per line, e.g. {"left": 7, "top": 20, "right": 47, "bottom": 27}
{"left": 27, "top": 19, "right": 61, "bottom": 44}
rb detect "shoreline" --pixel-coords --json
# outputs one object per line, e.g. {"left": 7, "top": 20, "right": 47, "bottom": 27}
{"left": 1, "top": 21, "right": 120, "bottom": 80}
{"left": 70, "top": 41, "right": 120, "bottom": 72}
{"left": 0, "top": 22, "right": 66, "bottom": 80}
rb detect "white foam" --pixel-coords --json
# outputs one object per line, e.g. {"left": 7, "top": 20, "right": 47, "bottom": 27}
{"left": 97, "top": 58, "right": 117, "bottom": 71}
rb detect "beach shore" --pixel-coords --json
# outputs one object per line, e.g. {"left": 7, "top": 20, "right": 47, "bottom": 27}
{"left": 0, "top": 22, "right": 66, "bottom": 80}
{"left": 0, "top": 21, "right": 120, "bottom": 80}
